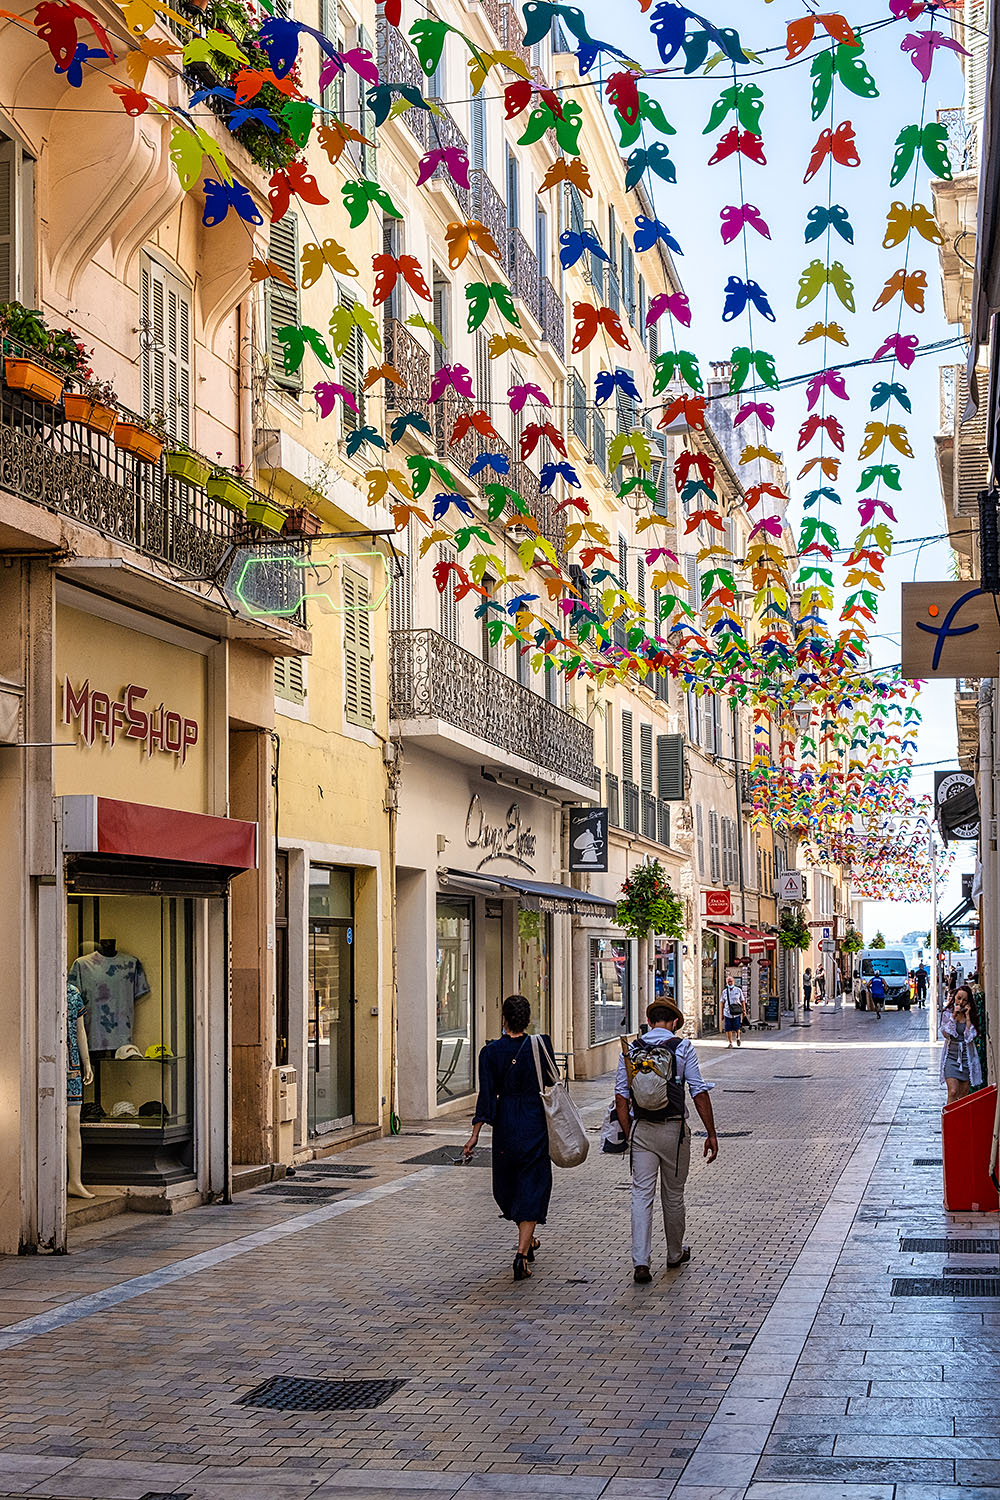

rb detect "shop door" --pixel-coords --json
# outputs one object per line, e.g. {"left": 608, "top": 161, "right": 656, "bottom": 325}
{"left": 308, "top": 867, "right": 354, "bottom": 1133}
{"left": 485, "top": 901, "right": 504, "bottom": 1041}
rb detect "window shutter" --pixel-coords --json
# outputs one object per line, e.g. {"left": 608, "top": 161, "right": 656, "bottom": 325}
{"left": 567, "top": 184, "right": 584, "bottom": 236}
{"left": 437, "top": 543, "right": 460, "bottom": 642}
{"left": 638, "top": 274, "right": 646, "bottom": 338}
{"left": 637, "top": 556, "right": 646, "bottom": 609}
{"left": 617, "top": 533, "right": 628, "bottom": 590}
{"left": 390, "top": 521, "right": 413, "bottom": 632}
{"left": 471, "top": 93, "right": 487, "bottom": 172}
{"left": 657, "top": 734, "right": 685, "bottom": 799}
{"left": 640, "top": 723, "right": 653, "bottom": 792}
{"left": 506, "top": 149, "right": 519, "bottom": 228}
{"left": 275, "top": 654, "right": 306, "bottom": 705}
{"left": 266, "top": 216, "right": 302, "bottom": 393}
{"left": 338, "top": 286, "right": 365, "bottom": 433}
{"left": 621, "top": 709, "right": 633, "bottom": 783}
{"left": 343, "top": 569, "right": 374, "bottom": 728}
{"left": 475, "top": 331, "right": 492, "bottom": 412}
{"left": 592, "top": 408, "right": 606, "bottom": 473}
{"left": 432, "top": 272, "right": 450, "bottom": 369}
{"left": 648, "top": 315, "right": 658, "bottom": 361}
{"left": 165, "top": 278, "right": 191, "bottom": 443}
{"left": 709, "top": 810, "right": 720, "bottom": 883}
{"left": 654, "top": 433, "right": 670, "bottom": 516}
{"left": 320, "top": 0, "right": 340, "bottom": 112}
{"left": 570, "top": 370, "right": 587, "bottom": 446}
{"left": 696, "top": 803, "right": 705, "bottom": 876}
{"left": 358, "top": 24, "right": 377, "bottom": 178}
{"left": 0, "top": 139, "right": 13, "bottom": 303}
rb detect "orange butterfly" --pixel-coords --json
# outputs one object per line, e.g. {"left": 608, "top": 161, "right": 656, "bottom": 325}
{"left": 444, "top": 219, "right": 503, "bottom": 269}
{"left": 539, "top": 158, "right": 592, "bottom": 196}
{"left": 571, "top": 302, "right": 629, "bottom": 353}
{"left": 372, "top": 253, "right": 431, "bottom": 306}
{"left": 363, "top": 364, "right": 404, "bottom": 390}
{"left": 316, "top": 121, "right": 370, "bottom": 165}
{"left": 249, "top": 257, "right": 295, "bottom": 288}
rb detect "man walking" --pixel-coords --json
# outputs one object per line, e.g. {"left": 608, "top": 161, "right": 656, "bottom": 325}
{"left": 868, "top": 970, "right": 885, "bottom": 1020}
{"left": 615, "top": 1001, "right": 718, "bottom": 1283}
{"left": 721, "top": 974, "right": 746, "bottom": 1048}
{"left": 915, "top": 963, "right": 928, "bottom": 1007}
{"left": 802, "top": 966, "right": 812, "bottom": 1011}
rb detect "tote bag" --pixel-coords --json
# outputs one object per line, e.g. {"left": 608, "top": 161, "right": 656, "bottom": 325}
{"left": 529, "top": 1034, "right": 590, "bottom": 1168}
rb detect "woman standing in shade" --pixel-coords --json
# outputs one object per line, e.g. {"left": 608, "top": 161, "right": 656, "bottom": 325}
{"left": 463, "top": 994, "right": 558, "bottom": 1281}
{"left": 941, "top": 985, "right": 983, "bottom": 1102}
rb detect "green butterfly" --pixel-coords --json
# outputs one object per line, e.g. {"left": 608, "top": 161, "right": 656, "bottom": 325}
{"left": 618, "top": 476, "right": 656, "bottom": 504}
{"left": 891, "top": 123, "right": 952, "bottom": 186}
{"left": 810, "top": 42, "right": 878, "bottom": 121}
{"left": 407, "top": 453, "right": 457, "bottom": 498}
{"left": 483, "top": 483, "right": 528, "bottom": 518}
{"left": 275, "top": 324, "right": 334, "bottom": 375}
{"left": 281, "top": 100, "right": 315, "bottom": 148}
{"left": 465, "top": 281, "right": 520, "bottom": 333}
{"left": 652, "top": 350, "right": 702, "bottom": 394}
{"left": 703, "top": 82, "right": 763, "bottom": 136}
{"left": 616, "top": 93, "right": 675, "bottom": 150}
{"left": 856, "top": 464, "right": 902, "bottom": 492}
{"left": 341, "top": 178, "right": 404, "bottom": 228}
{"left": 408, "top": 17, "right": 454, "bottom": 74}
{"left": 729, "top": 347, "right": 778, "bottom": 393}
{"left": 517, "top": 99, "right": 583, "bottom": 155}
{"left": 329, "top": 302, "right": 382, "bottom": 357}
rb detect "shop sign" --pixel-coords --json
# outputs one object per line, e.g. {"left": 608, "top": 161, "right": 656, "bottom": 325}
{"left": 748, "top": 941, "right": 767, "bottom": 957}
{"left": 61, "top": 677, "right": 199, "bottom": 765}
{"left": 568, "top": 808, "right": 609, "bottom": 872}
{"left": 901, "top": 583, "right": 1000, "bottom": 679}
{"left": 704, "top": 889, "right": 731, "bottom": 917}
{"left": 465, "top": 793, "right": 536, "bottom": 872}
{"left": 934, "top": 769, "right": 980, "bottom": 842}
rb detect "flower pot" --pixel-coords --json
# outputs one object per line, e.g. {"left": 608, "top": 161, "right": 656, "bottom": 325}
{"left": 114, "top": 421, "right": 165, "bottom": 464}
{"left": 246, "top": 498, "right": 287, "bottom": 533}
{"left": 63, "top": 393, "right": 117, "bottom": 435}
{"left": 166, "top": 450, "right": 211, "bottom": 488}
{"left": 283, "top": 507, "right": 323, "bottom": 537}
{"left": 207, "top": 473, "right": 252, "bottom": 512}
{"left": 4, "top": 357, "right": 66, "bottom": 405}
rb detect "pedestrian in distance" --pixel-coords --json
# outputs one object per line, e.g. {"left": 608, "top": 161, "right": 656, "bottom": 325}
{"left": 868, "top": 971, "right": 885, "bottom": 1019}
{"left": 941, "top": 985, "right": 982, "bottom": 1103}
{"left": 814, "top": 969, "right": 827, "bottom": 1004}
{"left": 463, "top": 994, "right": 558, "bottom": 1282}
{"left": 721, "top": 975, "right": 746, "bottom": 1048}
{"left": 615, "top": 1000, "right": 718, "bottom": 1284}
{"left": 802, "top": 966, "right": 812, "bottom": 1011}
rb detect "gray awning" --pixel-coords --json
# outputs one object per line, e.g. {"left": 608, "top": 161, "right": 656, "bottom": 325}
{"left": 445, "top": 867, "right": 617, "bottom": 917}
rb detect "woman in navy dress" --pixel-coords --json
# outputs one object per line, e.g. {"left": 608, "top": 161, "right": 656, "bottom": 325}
{"left": 463, "top": 994, "right": 557, "bottom": 1280}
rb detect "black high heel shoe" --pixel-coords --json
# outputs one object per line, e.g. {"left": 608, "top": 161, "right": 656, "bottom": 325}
{"left": 526, "top": 1237, "right": 539, "bottom": 1264}
{"left": 513, "top": 1252, "right": 532, "bottom": 1280}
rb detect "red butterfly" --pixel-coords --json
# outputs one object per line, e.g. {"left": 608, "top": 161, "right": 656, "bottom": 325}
{"left": 571, "top": 302, "right": 629, "bottom": 353}
{"left": 372, "top": 253, "right": 431, "bottom": 306}
{"left": 804, "top": 122, "right": 860, "bottom": 183}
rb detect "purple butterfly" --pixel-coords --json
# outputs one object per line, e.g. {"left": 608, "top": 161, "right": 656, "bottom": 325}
{"left": 416, "top": 147, "right": 471, "bottom": 191}
{"left": 734, "top": 400, "right": 774, "bottom": 430}
{"left": 428, "top": 364, "right": 474, "bottom": 403}
{"left": 805, "top": 370, "right": 849, "bottom": 411}
{"left": 719, "top": 203, "right": 771, "bottom": 245}
{"left": 749, "top": 516, "right": 783, "bottom": 539}
{"left": 901, "top": 28, "right": 968, "bottom": 83}
{"left": 314, "top": 382, "right": 358, "bottom": 417}
{"left": 508, "top": 382, "right": 550, "bottom": 413}
{"left": 873, "top": 333, "right": 919, "bottom": 369}
{"left": 318, "top": 46, "right": 380, "bottom": 90}
{"left": 646, "top": 291, "right": 691, "bottom": 328}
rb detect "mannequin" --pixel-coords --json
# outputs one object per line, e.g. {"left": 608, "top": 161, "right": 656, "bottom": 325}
{"left": 96, "top": 937, "right": 117, "bottom": 957}
{"left": 69, "top": 939, "right": 150, "bottom": 1051}
{"left": 66, "top": 979, "right": 94, "bottom": 1199}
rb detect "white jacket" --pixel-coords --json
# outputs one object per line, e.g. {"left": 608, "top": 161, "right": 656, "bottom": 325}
{"left": 940, "top": 1008, "right": 984, "bottom": 1087}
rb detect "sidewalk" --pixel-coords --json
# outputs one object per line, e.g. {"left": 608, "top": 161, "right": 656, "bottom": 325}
{"left": 0, "top": 1004, "right": 994, "bottom": 1500}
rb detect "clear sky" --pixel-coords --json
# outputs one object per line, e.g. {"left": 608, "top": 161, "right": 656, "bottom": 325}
{"left": 594, "top": 0, "right": 977, "bottom": 942}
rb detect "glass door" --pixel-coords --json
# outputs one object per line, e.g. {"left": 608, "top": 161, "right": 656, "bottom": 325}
{"left": 308, "top": 867, "right": 354, "bottom": 1133}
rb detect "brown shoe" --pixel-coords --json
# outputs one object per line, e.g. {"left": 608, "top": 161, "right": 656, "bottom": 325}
{"left": 633, "top": 1264, "right": 652, "bottom": 1283}
{"left": 667, "top": 1247, "right": 691, "bottom": 1268}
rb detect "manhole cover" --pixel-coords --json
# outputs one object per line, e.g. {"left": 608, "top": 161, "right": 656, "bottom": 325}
{"left": 263, "top": 1186, "right": 350, "bottom": 1201}
{"left": 892, "top": 1277, "right": 1000, "bottom": 1298}
{"left": 913, "top": 1158, "right": 943, "bottom": 1166}
{"left": 403, "top": 1147, "right": 491, "bottom": 1167}
{"left": 239, "top": 1376, "right": 406, "bottom": 1411}
{"left": 901, "top": 1237, "right": 999, "bottom": 1254}
{"left": 298, "top": 1163, "right": 374, "bottom": 1177}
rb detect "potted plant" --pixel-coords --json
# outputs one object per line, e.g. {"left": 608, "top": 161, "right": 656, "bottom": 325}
{"left": 246, "top": 494, "right": 288, "bottom": 533}
{"left": 283, "top": 506, "right": 323, "bottom": 537}
{"left": 114, "top": 409, "right": 167, "bottom": 464}
{"left": 616, "top": 859, "right": 685, "bottom": 941}
{"left": 841, "top": 925, "right": 864, "bottom": 955}
{"left": 165, "top": 443, "right": 212, "bottom": 489}
{"left": 64, "top": 378, "right": 119, "bottom": 436}
{"left": 0, "top": 303, "right": 93, "bottom": 406}
{"left": 207, "top": 459, "right": 253, "bottom": 512}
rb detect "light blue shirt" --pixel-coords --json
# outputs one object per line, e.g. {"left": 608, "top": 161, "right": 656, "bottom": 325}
{"left": 614, "top": 1027, "right": 715, "bottom": 1111}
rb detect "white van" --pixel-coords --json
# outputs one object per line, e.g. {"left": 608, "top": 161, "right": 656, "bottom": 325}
{"left": 853, "top": 950, "right": 911, "bottom": 1011}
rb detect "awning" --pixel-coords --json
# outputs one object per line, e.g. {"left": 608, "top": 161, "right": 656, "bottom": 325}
{"left": 707, "top": 921, "right": 777, "bottom": 949}
{"left": 445, "top": 867, "right": 617, "bottom": 917}
{"left": 61, "top": 795, "right": 258, "bottom": 871}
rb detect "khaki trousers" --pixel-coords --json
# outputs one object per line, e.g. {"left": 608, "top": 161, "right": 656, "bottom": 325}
{"left": 630, "top": 1116, "right": 690, "bottom": 1267}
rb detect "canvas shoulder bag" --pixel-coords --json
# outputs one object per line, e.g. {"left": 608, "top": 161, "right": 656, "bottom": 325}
{"left": 529, "top": 1034, "right": 589, "bottom": 1168}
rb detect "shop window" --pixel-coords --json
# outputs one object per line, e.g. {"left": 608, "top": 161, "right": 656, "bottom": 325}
{"left": 654, "top": 937, "right": 679, "bottom": 1005}
{"left": 436, "top": 897, "right": 473, "bottom": 1101}
{"left": 589, "top": 936, "right": 630, "bottom": 1045}
{"left": 701, "top": 928, "right": 718, "bottom": 1034}
{"left": 68, "top": 892, "right": 195, "bottom": 1182}
{"left": 518, "top": 909, "right": 551, "bottom": 1037}
{"left": 0, "top": 130, "right": 34, "bottom": 305}
{"left": 141, "top": 254, "right": 192, "bottom": 442}
{"left": 343, "top": 568, "right": 374, "bottom": 728}
{"left": 265, "top": 215, "right": 301, "bottom": 395}
{"left": 308, "top": 865, "right": 354, "bottom": 1132}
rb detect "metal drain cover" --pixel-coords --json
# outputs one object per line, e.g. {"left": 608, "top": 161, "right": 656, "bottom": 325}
{"left": 239, "top": 1376, "right": 406, "bottom": 1411}
{"left": 913, "top": 1158, "right": 943, "bottom": 1166}
{"left": 892, "top": 1277, "right": 1000, "bottom": 1298}
{"left": 263, "top": 1186, "right": 350, "bottom": 1201}
{"left": 403, "top": 1147, "right": 491, "bottom": 1167}
{"left": 139, "top": 1494, "right": 192, "bottom": 1500}
{"left": 298, "top": 1163, "right": 374, "bottom": 1177}
{"left": 901, "top": 1237, "right": 999, "bottom": 1254}
{"left": 774, "top": 1074, "right": 812, "bottom": 1079}
{"left": 696, "top": 1130, "right": 752, "bottom": 1138}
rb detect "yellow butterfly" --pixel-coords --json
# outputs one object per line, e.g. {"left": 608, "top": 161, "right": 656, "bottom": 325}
{"left": 489, "top": 333, "right": 535, "bottom": 359}
{"left": 301, "top": 239, "right": 358, "bottom": 288}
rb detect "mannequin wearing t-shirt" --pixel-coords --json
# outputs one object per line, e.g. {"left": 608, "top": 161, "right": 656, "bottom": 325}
{"left": 66, "top": 979, "right": 94, "bottom": 1198}
{"left": 69, "top": 938, "right": 151, "bottom": 1052}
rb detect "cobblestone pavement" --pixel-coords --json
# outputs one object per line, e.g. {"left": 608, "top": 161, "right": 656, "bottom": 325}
{"left": 0, "top": 1004, "right": 996, "bottom": 1500}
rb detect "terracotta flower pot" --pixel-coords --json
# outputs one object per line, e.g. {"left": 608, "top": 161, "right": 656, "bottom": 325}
{"left": 246, "top": 498, "right": 287, "bottom": 533}
{"left": 113, "top": 421, "right": 165, "bottom": 464}
{"left": 4, "top": 357, "right": 66, "bottom": 405}
{"left": 283, "top": 507, "right": 323, "bottom": 536}
{"left": 165, "top": 450, "right": 211, "bottom": 488}
{"left": 64, "top": 393, "right": 118, "bottom": 436}
{"left": 207, "top": 473, "right": 252, "bottom": 512}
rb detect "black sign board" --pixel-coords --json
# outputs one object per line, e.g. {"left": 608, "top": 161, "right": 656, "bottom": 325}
{"left": 962, "top": 872, "right": 974, "bottom": 901}
{"left": 568, "top": 807, "right": 609, "bottom": 872}
{"left": 934, "top": 770, "right": 980, "bottom": 843}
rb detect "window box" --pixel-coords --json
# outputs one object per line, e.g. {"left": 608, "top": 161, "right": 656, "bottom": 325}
{"left": 206, "top": 472, "right": 252, "bottom": 511}
{"left": 246, "top": 497, "right": 286, "bottom": 533}
{"left": 113, "top": 420, "right": 165, "bottom": 464}
{"left": 165, "top": 449, "right": 211, "bottom": 488}
{"left": 4, "top": 356, "right": 66, "bottom": 405}
{"left": 63, "top": 393, "right": 117, "bottom": 435}
{"left": 283, "top": 506, "right": 323, "bottom": 537}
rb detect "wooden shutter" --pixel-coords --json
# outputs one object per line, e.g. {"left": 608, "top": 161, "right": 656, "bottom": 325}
{"left": 343, "top": 568, "right": 374, "bottom": 727}
{"left": 141, "top": 257, "right": 191, "bottom": 439}
{"left": 389, "top": 521, "right": 413, "bottom": 632}
{"left": 471, "top": 93, "right": 487, "bottom": 172}
{"left": 648, "top": 315, "right": 658, "bottom": 361}
{"left": 358, "top": 24, "right": 377, "bottom": 178}
{"left": 475, "top": 332, "right": 492, "bottom": 412}
{"left": 570, "top": 370, "right": 587, "bottom": 446}
{"left": 567, "top": 184, "right": 584, "bottom": 236}
{"left": 618, "top": 533, "right": 628, "bottom": 590}
{"left": 0, "top": 132, "right": 31, "bottom": 305}
{"left": 695, "top": 803, "right": 705, "bottom": 876}
{"left": 638, "top": 275, "right": 646, "bottom": 338}
{"left": 275, "top": 654, "right": 306, "bottom": 705}
{"left": 338, "top": 287, "right": 365, "bottom": 433}
{"left": 637, "top": 556, "right": 646, "bottom": 609}
{"left": 621, "top": 708, "right": 633, "bottom": 783}
{"left": 266, "top": 216, "right": 301, "bottom": 393}
{"left": 592, "top": 408, "right": 606, "bottom": 473}
{"left": 709, "top": 810, "right": 720, "bottom": 882}
{"left": 320, "top": 0, "right": 342, "bottom": 114}
{"left": 657, "top": 733, "right": 684, "bottom": 799}
{"left": 654, "top": 433, "right": 670, "bottom": 516}
{"left": 506, "top": 149, "right": 519, "bottom": 228}
{"left": 432, "top": 272, "right": 450, "bottom": 369}
{"left": 640, "top": 723, "right": 653, "bottom": 792}
{"left": 437, "top": 544, "right": 460, "bottom": 642}
{"left": 141, "top": 260, "right": 164, "bottom": 419}
{"left": 0, "top": 139, "right": 13, "bottom": 303}
{"left": 165, "top": 275, "right": 191, "bottom": 443}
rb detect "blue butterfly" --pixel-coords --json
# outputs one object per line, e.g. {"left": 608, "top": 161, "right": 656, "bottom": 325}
{"left": 625, "top": 145, "right": 676, "bottom": 193}
{"left": 633, "top": 214, "right": 682, "bottom": 253}
{"left": 189, "top": 85, "right": 236, "bottom": 106}
{"left": 540, "top": 461, "right": 581, "bottom": 490}
{"left": 506, "top": 593, "right": 539, "bottom": 614}
{"left": 803, "top": 488, "right": 841, "bottom": 508}
{"left": 432, "top": 492, "right": 474, "bottom": 520}
{"left": 256, "top": 17, "right": 339, "bottom": 78}
{"left": 55, "top": 42, "right": 108, "bottom": 88}
{"left": 202, "top": 178, "right": 264, "bottom": 228}
{"left": 594, "top": 369, "right": 641, "bottom": 407}
{"left": 345, "top": 425, "right": 387, "bottom": 458}
{"left": 390, "top": 411, "right": 432, "bottom": 442}
{"left": 576, "top": 36, "right": 630, "bottom": 75}
{"left": 469, "top": 451, "right": 510, "bottom": 478}
{"left": 559, "top": 229, "right": 610, "bottom": 270}
{"left": 870, "top": 381, "right": 911, "bottom": 413}
{"left": 722, "top": 276, "right": 775, "bottom": 322}
{"left": 228, "top": 106, "right": 281, "bottom": 132}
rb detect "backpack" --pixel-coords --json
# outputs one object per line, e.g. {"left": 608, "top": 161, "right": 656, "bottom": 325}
{"left": 625, "top": 1035, "right": 685, "bottom": 1121}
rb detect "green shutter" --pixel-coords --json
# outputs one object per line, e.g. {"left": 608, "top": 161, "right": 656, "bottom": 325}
{"left": 338, "top": 287, "right": 366, "bottom": 433}
{"left": 343, "top": 569, "right": 373, "bottom": 727}
{"left": 267, "top": 214, "right": 301, "bottom": 393}
{"left": 358, "top": 24, "right": 377, "bottom": 179}
{"left": 657, "top": 733, "right": 685, "bottom": 800}
{"left": 275, "top": 654, "right": 306, "bottom": 705}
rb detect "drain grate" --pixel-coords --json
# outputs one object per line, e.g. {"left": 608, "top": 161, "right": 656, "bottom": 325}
{"left": 901, "top": 1236, "right": 1000, "bottom": 1254}
{"left": 725, "top": 1089, "right": 756, "bottom": 1094}
{"left": 139, "top": 1494, "right": 192, "bottom": 1500}
{"left": 239, "top": 1376, "right": 406, "bottom": 1411}
{"left": 403, "top": 1147, "right": 491, "bottom": 1167}
{"left": 297, "top": 1163, "right": 374, "bottom": 1177}
{"left": 774, "top": 1074, "right": 812, "bottom": 1079}
{"left": 913, "top": 1157, "right": 943, "bottom": 1166}
{"left": 263, "top": 1186, "right": 350, "bottom": 1202}
{"left": 696, "top": 1130, "right": 752, "bottom": 1138}
{"left": 892, "top": 1276, "right": 1000, "bottom": 1298}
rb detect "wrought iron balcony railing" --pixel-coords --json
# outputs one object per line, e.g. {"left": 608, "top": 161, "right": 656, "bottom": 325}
{"left": 470, "top": 169, "right": 509, "bottom": 276}
{"left": 426, "top": 99, "right": 472, "bottom": 217}
{"left": 391, "top": 628, "right": 595, "bottom": 788}
{"left": 0, "top": 345, "right": 305, "bottom": 625}
{"left": 540, "top": 275, "right": 565, "bottom": 358}
{"left": 384, "top": 317, "right": 431, "bottom": 413}
{"left": 376, "top": 20, "right": 430, "bottom": 149}
{"left": 508, "top": 227, "right": 541, "bottom": 323}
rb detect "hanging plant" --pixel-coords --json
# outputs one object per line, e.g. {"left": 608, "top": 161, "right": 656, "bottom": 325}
{"left": 937, "top": 922, "right": 960, "bottom": 954}
{"left": 778, "top": 910, "right": 811, "bottom": 951}
{"left": 870, "top": 931, "right": 886, "bottom": 949}
{"left": 518, "top": 908, "right": 541, "bottom": 943}
{"left": 616, "top": 859, "right": 684, "bottom": 941}
{"left": 841, "top": 925, "right": 864, "bottom": 955}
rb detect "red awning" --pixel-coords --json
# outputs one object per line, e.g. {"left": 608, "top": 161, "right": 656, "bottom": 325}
{"left": 707, "top": 921, "right": 777, "bottom": 948}
{"left": 61, "top": 795, "right": 258, "bottom": 871}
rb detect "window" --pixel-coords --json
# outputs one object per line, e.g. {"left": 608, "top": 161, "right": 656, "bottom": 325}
{"left": 337, "top": 287, "right": 366, "bottom": 434}
{"left": 437, "top": 544, "right": 460, "bottom": 643}
{"left": 638, "top": 275, "right": 647, "bottom": 338}
{"left": 481, "top": 573, "right": 498, "bottom": 667}
{"left": 382, "top": 221, "right": 403, "bottom": 321}
{"left": 427, "top": 12, "right": 446, "bottom": 99}
{"left": 475, "top": 332, "right": 492, "bottom": 414}
{"left": 343, "top": 568, "right": 374, "bottom": 728}
{"left": 471, "top": 92, "right": 487, "bottom": 172}
{"left": 709, "top": 810, "right": 720, "bottom": 883}
{"left": 356, "top": 24, "right": 377, "bottom": 177}
{"left": 568, "top": 185, "right": 585, "bottom": 236}
{"left": 320, "top": 0, "right": 342, "bottom": 114}
{"left": 432, "top": 269, "right": 450, "bottom": 370}
{"left": 0, "top": 131, "right": 34, "bottom": 305}
{"left": 592, "top": 408, "right": 606, "bottom": 473}
{"left": 141, "top": 254, "right": 192, "bottom": 440}
{"left": 687, "top": 686, "right": 700, "bottom": 745}
{"left": 589, "top": 937, "right": 630, "bottom": 1044}
{"left": 264, "top": 217, "right": 301, "bottom": 395}
{"left": 621, "top": 708, "right": 633, "bottom": 784}
{"left": 570, "top": 370, "right": 588, "bottom": 446}
{"left": 437, "top": 898, "right": 473, "bottom": 1099}
{"left": 274, "top": 654, "right": 306, "bottom": 705}
{"left": 640, "top": 723, "right": 653, "bottom": 792}
{"left": 506, "top": 148, "right": 519, "bottom": 228}
{"left": 535, "top": 204, "right": 548, "bottom": 276}
{"left": 696, "top": 803, "right": 705, "bottom": 876}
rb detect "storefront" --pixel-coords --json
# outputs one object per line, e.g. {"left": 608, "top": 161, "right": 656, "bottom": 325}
{"left": 707, "top": 920, "right": 779, "bottom": 1024}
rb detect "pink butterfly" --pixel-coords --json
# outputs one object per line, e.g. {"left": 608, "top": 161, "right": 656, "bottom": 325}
{"left": 646, "top": 290, "right": 691, "bottom": 328}
{"left": 416, "top": 147, "right": 471, "bottom": 192}
{"left": 318, "top": 47, "right": 379, "bottom": 89}
{"left": 719, "top": 203, "right": 771, "bottom": 245}
{"left": 901, "top": 28, "right": 968, "bottom": 82}
{"left": 734, "top": 400, "right": 775, "bottom": 430}
{"left": 508, "top": 382, "right": 550, "bottom": 413}
{"left": 805, "top": 369, "right": 849, "bottom": 410}
{"left": 314, "top": 382, "right": 358, "bottom": 416}
{"left": 857, "top": 499, "right": 898, "bottom": 524}
{"left": 428, "top": 364, "right": 474, "bottom": 402}
{"left": 873, "top": 332, "right": 919, "bottom": 369}
{"left": 749, "top": 516, "right": 783, "bottom": 539}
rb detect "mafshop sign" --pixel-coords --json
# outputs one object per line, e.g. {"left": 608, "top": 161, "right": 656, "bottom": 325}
{"left": 704, "top": 889, "right": 732, "bottom": 917}
{"left": 61, "top": 678, "right": 199, "bottom": 765}
{"left": 465, "top": 794, "right": 536, "bottom": 872}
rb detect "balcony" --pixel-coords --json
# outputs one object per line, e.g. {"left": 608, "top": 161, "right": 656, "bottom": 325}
{"left": 0, "top": 354, "right": 306, "bottom": 629}
{"left": 384, "top": 317, "right": 431, "bottom": 413}
{"left": 508, "top": 228, "right": 542, "bottom": 324}
{"left": 391, "top": 628, "right": 596, "bottom": 795}
{"left": 376, "top": 20, "right": 430, "bottom": 149}
{"left": 470, "top": 169, "right": 509, "bottom": 276}
{"left": 540, "top": 276, "right": 565, "bottom": 359}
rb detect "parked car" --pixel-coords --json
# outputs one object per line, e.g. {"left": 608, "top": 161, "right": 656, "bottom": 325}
{"left": 853, "top": 950, "right": 911, "bottom": 1010}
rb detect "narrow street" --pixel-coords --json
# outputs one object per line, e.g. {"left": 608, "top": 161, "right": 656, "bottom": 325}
{"left": 0, "top": 1003, "right": 993, "bottom": 1500}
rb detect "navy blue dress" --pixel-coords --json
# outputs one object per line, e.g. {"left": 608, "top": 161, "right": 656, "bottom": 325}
{"left": 473, "top": 1034, "right": 556, "bottom": 1225}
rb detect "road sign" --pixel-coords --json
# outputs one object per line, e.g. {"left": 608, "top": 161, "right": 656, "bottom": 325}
{"left": 775, "top": 870, "right": 806, "bottom": 901}
{"left": 820, "top": 939, "right": 836, "bottom": 953}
